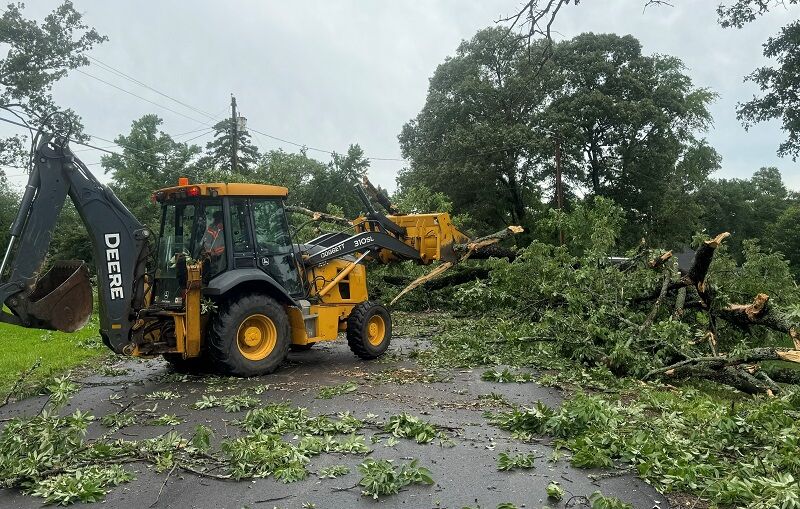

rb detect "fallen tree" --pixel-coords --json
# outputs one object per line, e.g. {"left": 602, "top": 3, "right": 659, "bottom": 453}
{"left": 428, "top": 198, "right": 800, "bottom": 396}
{"left": 630, "top": 233, "right": 800, "bottom": 394}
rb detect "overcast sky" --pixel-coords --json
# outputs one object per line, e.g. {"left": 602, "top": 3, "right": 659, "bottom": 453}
{"left": 3, "top": 1, "right": 798, "bottom": 192}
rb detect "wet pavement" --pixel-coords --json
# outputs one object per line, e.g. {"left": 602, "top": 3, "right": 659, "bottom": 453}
{"left": 0, "top": 333, "right": 666, "bottom": 509}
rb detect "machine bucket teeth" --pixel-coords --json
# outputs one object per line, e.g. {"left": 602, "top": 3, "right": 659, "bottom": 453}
{"left": 15, "top": 261, "right": 93, "bottom": 332}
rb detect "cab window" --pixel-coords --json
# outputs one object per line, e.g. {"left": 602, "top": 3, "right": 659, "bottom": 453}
{"left": 251, "top": 199, "right": 303, "bottom": 296}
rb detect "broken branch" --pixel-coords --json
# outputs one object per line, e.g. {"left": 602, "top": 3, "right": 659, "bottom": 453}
{"left": 391, "top": 226, "right": 524, "bottom": 305}
{"left": 362, "top": 176, "right": 401, "bottom": 215}
{"left": 718, "top": 293, "right": 800, "bottom": 347}
{"left": 286, "top": 205, "right": 352, "bottom": 228}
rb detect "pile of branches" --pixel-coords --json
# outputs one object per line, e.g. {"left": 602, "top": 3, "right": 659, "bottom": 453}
{"left": 420, "top": 195, "right": 800, "bottom": 396}
{"left": 633, "top": 233, "right": 800, "bottom": 395}
{"left": 291, "top": 189, "right": 800, "bottom": 395}
{"left": 488, "top": 229, "right": 800, "bottom": 396}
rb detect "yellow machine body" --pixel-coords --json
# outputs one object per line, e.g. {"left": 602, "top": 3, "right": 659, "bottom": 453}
{"left": 286, "top": 258, "right": 369, "bottom": 346}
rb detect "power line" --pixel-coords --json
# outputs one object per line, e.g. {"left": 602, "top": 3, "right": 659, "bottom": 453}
{"left": 71, "top": 126, "right": 214, "bottom": 153}
{"left": 87, "top": 56, "right": 219, "bottom": 121}
{"left": 0, "top": 116, "right": 166, "bottom": 169}
{"left": 181, "top": 129, "right": 215, "bottom": 144}
{"left": 79, "top": 59, "right": 405, "bottom": 162}
{"left": 74, "top": 69, "right": 212, "bottom": 126}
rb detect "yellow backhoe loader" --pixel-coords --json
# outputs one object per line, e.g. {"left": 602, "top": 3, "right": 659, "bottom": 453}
{"left": 0, "top": 132, "right": 471, "bottom": 376}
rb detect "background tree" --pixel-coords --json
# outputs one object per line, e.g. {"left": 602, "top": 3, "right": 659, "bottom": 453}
{"left": 398, "top": 28, "right": 552, "bottom": 232}
{"left": 0, "top": 1, "right": 106, "bottom": 164}
{"left": 306, "top": 144, "right": 370, "bottom": 218}
{"left": 543, "top": 32, "right": 718, "bottom": 246}
{"left": 198, "top": 118, "right": 260, "bottom": 175}
{"left": 259, "top": 144, "right": 370, "bottom": 218}
{"left": 0, "top": 2, "right": 104, "bottom": 266}
{"left": 766, "top": 203, "right": 800, "bottom": 276}
{"left": 102, "top": 114, "right": 202, "bottom": 230}
{"left": 696, "top": 167, "right": 791, "bottom": 258}
{"left": 260, "top": 149, "right": 325, "bottom": 199}
{"left": 735, "top": 20, "right": 800, "bottom": 158}
{"left": 399, "top": 29, "right": 717, "bottom": 245}
{"left": 502, "top": 0, "right": 800, "bottom": 159}
{"left": 0, "top": 172, "right": 17, "bottom": 247}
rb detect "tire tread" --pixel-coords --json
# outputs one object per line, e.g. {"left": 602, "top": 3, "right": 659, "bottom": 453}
{"left": 347, "top": 300, "right": 391, "bottom": 359}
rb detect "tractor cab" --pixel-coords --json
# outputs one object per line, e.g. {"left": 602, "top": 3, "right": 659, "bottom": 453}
{"left": 151, "top": 180, "right": 305, "bottom": 308}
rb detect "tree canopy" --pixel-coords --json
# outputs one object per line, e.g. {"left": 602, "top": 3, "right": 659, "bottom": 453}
{"left": 102, "top": 114, "right": 202, "bottom": 230}
{"left": 198, "top": 118, "right": 261, "bottom": 175}
{"left": 737, "top": 20, "right": 800, "bottom": 158}
{"left": 399, "top": 29, "right": 718, "bottom": 245}
{"left": 0, "top": 1, "right": 105, "bottom": 165}
{"left": 503, "top": 0, "right": 800, "bottom": 159}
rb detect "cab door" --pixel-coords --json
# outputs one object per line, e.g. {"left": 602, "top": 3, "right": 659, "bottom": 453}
{"left": 250, "top": 199, "right": 305, "bottom": 298}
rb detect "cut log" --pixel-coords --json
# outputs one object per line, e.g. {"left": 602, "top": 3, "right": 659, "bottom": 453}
{"left": 683, "top": 232, "right": 730, "bottom": 293}
{"left": 644, "top": 347, "right": 800, "bottom": 394}
{"left": 453, "top": 243, "right": 519, "bottom": 261}
{"left": 390, "top": 226, "right": 524, "bottom": 305}
{"left": 390, "top": 262, "right": 453, "bottom": 305}
{"left": 761, "top": 364, "right": 800, "bottom": 385}
{"left": 452, "top": 226, "right": 523, "bottom": 260}
{"left": 646, "top": 350, "right": 800, "bottom": 395}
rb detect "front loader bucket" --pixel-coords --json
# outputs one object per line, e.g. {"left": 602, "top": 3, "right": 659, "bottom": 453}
{"left": 16, "top": 261, "right": 93, "bottom": 332}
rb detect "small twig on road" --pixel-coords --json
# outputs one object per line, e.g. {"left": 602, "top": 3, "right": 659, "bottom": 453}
{"left": 255, "top": 494, "right": 293, "bottom": 503}
{"left": 177, "top": 462, "right": 233, "bottom": 481}
{"left": 2, "top": 358, "right": 41, "bottom": 407}
{"left": 331, "top": 482, "right": 359, "bottom": 492}
{"left": 150, "top": 463, "right": 177, "bottom": 507}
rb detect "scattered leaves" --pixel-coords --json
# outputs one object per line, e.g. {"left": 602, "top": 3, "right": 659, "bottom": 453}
{"left": 317, "top": 382, "right": 358, "bottom": 399}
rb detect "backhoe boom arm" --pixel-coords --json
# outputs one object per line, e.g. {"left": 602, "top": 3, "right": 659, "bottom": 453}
{"left": 0, "top": 134, "right": 150, "bottom": 353}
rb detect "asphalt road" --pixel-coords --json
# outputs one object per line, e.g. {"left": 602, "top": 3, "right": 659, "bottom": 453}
{"left": 0, "top": 333, "right": 666, "bottom": 509}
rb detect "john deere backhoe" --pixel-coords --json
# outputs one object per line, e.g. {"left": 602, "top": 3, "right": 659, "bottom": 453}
{"left": 0, "top": 133, "right": 470, "bottom": 376}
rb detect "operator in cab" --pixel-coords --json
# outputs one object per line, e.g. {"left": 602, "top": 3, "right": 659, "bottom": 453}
{"left": 200, "top": 210, "right": 225, "bottom": 276}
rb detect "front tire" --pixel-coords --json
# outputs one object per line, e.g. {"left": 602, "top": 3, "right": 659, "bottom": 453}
{"left": 209, "top": 294, "right": 291, "bottom": 376}
{"left": 347, "top": 301, "right": 391, "bottom": 359}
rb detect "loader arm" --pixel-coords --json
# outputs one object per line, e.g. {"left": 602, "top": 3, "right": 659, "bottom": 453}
{"left": 0, "top": 134, "right": 151, "bottom": 353}
{"left": 302, "top": 183, "right": 470, "bottom": 267}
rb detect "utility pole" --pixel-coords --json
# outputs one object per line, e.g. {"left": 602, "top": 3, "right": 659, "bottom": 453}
{"left": 554, "top": 137, "right": 564, "bottom": 245}
{"left": 230, "top": 94, "right": 238, "bottom": 173}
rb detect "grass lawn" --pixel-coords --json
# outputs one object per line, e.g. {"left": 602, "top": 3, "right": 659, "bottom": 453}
{"left": 0, "top": 314, "right": 107, "bottom": 396}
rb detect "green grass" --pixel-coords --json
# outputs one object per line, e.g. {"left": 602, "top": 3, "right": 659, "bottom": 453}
{"left": 0, "top": 314, "right": 106, "bottom": 396}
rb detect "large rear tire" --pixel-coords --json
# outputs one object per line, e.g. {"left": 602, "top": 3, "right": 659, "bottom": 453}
{"left": 208, "top": 294, "right": 291, "bottom": 376}
{"left": 347, "top": 301, "right": 391, "bottom": 360}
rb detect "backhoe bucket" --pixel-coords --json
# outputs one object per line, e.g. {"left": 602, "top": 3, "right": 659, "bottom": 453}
{"left": 17, "top": 261, "right": 93, "bottom": 332}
